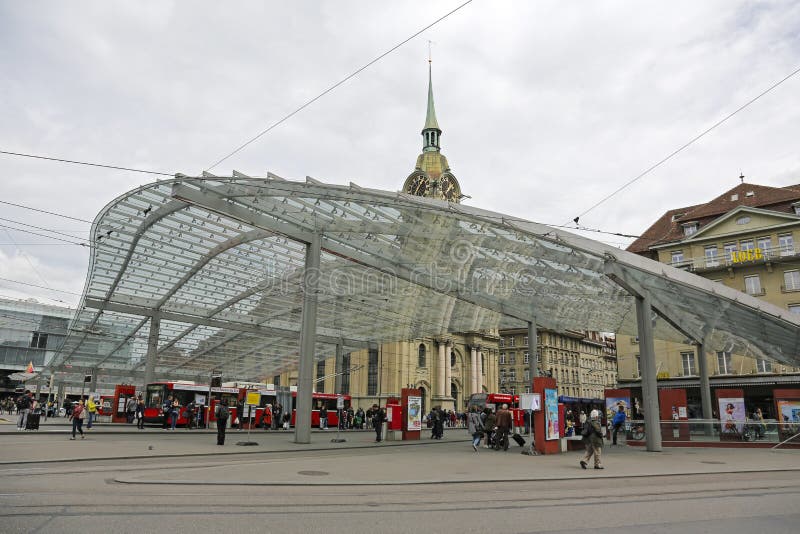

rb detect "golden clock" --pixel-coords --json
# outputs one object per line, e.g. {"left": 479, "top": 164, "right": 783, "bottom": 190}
{"left": 406, "top": 174, "right": 428, "bottom": 196}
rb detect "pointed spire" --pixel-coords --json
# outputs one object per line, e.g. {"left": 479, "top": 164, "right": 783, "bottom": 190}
{"left": 422, "top": 59, "right": 441, "bottom": 153}
{"left": 424, "top": 62, "right": 440, "bottom": 131}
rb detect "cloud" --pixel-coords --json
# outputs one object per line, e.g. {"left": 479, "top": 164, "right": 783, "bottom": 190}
{"left": 1, "top": 0, "right": 799, "bottom": 305}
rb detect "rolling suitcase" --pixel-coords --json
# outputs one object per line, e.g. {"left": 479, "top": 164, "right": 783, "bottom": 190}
{"left": 512, "top": 433, "right": 525, "bottom": 447}
{"left": 26, "top": 412, "right": 41, "bottom": 430}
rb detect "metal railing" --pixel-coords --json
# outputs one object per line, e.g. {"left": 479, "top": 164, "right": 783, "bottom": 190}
{"left": 619, "top": 418, "right": 799, "bottom": 445}
{"left": 668, "top": 244, "right": 800, "bottom": 271}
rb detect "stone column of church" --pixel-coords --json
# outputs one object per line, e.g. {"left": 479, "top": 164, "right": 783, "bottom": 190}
{"left": 470, "top": 346, "right": 478, "bottom": 393}
{"left": 477, "top": 347, "right": 484, "bottom": 392}
{"left": 444, "top": 340, "right": 452, "bottom": 398}
{"left": 437, "top": 341, "right": 446, "bottom": 398}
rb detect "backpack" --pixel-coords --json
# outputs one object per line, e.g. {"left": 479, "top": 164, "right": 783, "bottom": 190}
{"left": 217, "top": 405, "right": 229, "bottom": 420}
{"left": 17, "top": 396, "right": 30, "bottom": 410}
{"left": 581, "top": 421, "right": 593, "bottom": 438}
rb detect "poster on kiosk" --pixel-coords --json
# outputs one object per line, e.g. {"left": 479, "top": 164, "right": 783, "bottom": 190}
{"left": 544, "top": 388, "right": 559, "bottom": 441}
{"left": 407, "top": 396, "right": 422, "bottom": 431}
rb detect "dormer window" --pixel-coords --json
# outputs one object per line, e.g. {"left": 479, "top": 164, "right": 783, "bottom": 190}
{"left": 731, "top": 194, "right": 739, "bottom": 201}
{"left": 682, "top": 222, "right": 699, "bottom": 236}
{"left": 671, "top": 213, "right": 685, "bottom": 222}
{"left": 792, "top": 202, "right": 800, "bottom": 215}
{"left": 745, "top": 191, "right": 754, "bottom": 197}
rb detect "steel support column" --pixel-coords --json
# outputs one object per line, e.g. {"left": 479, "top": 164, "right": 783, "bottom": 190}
{"left": 144, "top": 314, "right": 161, "bottom": 389}
{"left": 697, "top": 338, "right": 714, "bottom": 433}
{"left": 334, "top": 344, "right": 343, "bottom": 394}
{"left": 294, "top": 233, "right": 321, "bottom": 444}
{"left": 528, "top": 321, "right": 539, "bottom": 378}
{"left": 635, "top": 295, "right": 662, "bottom": 452}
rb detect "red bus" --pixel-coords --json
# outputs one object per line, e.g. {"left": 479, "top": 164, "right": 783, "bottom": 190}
{"left": 144, "top": 381, "right": 241, "bottom": 427}
{"left": 467, "top": 393, "right": 520, "bottom": 411}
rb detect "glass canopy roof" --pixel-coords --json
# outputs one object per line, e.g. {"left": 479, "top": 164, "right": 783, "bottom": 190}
{"left": 48, "top": 173, "right": 800, "bottom": 387}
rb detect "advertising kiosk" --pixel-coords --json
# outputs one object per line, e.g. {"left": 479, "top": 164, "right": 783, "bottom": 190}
{"left": 112, "top": 384, "right": 137, "bottom": 423}
{"left": 532, "top": 376, "right": 560, "bottom": 454}
{"left": 401, "top": 388, "right": 422, "bottom": 441}
{"left": 659, "top": 389, "right": 689, "bottom": 441}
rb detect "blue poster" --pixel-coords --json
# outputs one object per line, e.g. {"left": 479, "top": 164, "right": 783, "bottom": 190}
{"left": 545, "top": 388, "right": 559, "bottom": 441}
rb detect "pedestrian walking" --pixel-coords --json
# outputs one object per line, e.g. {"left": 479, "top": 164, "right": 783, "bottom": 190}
{"left": 467, "top": 406, "right": 484, "bottom": 452}
{"left": 70, "top": 400, "right": 86, "bottom": 440}
{"left": 86, "top": 396, "right": 98, "bottom": 429}
{"left": 16, "top": 390, "right": 33, "bottom": 430}
{"left": 482, "top": 407, "right": 496, "bottom": 449}
{"left": 162, "top": 395, "right": 173, "bottom": 429}
{"left": 495, "top": 404, "right": 513, "bottom": 451}
{"left": 126, "top": 396, "right": 137, "bottom": 423}
{"left": 580, "top": 409, "right": 604, "bottom": 469}
{"left": 319, "top": 405, "right": 328, "bottom": 430}
{"left": 215, "top": 399, "right": 229, "bottom": 445}
{"left": 170, "top": 398, "right": 180, "bottom": 430}
{"left": 611, "top": 404, "right": 626, "bottom": 445}
{"left": 136, "top": 396, "right": 145, "bottom": 429}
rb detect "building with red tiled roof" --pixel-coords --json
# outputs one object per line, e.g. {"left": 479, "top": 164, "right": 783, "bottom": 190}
{"left": 619, "top": 179, "right": 800, "bottom": 422}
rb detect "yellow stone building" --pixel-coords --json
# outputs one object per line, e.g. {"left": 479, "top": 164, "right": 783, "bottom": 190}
{"left": 619, "top": 180, "right": 800, "bottom": 416}
{"left": 498, "top": 328, "right": 617, "bottom": 400}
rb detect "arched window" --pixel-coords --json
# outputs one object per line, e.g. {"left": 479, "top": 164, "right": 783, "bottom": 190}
{"left": 418, "top": 343, "right": 426, "bottom": 368}
{"left": 451, "top": 382, "right": 458, "bottom": 401}
{"left": 450, "top": 350, "right": 456, "bottom": 368}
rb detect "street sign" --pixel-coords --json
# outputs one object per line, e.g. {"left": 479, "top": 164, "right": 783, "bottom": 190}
{"left": 336, "top": 395, "right": 344, "bottom": 410}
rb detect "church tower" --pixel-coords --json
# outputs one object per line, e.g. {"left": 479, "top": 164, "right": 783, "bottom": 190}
{"left": 402, "top": 61, "right": 463, "bottom": 202}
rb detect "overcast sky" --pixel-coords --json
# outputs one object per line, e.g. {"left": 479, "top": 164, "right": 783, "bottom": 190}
{"left": 1, "top": 0, "right": 799, "bottom": 309}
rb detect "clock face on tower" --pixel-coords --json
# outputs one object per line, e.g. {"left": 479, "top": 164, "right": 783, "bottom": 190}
{"left": 406, "top": 174, "right": 428, "bottom": 196}
{"left": 440, "top": 174, "right": 459, "bottom": 201}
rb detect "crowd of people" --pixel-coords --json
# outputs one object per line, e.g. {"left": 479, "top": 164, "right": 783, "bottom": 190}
{"left": 465, "top": 403, "right": 516, "bottom": 451}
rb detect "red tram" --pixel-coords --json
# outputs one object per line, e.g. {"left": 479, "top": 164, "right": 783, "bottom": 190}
{"left": 143, "top": 381, "right": 351, "bottom": 429}
{"left": 143, "top": 381, "right": 240, "bottom": 427}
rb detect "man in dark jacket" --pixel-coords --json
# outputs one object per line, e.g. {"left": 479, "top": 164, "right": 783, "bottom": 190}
{"left": 16, "top": 390, "right": 32, "bottom": 430}
{"left": 495, "top": 404, "right": 513, "bottom": 451}
{"left": 319, "top": 405, "right": 328, "bottom": 429}
{"left": 371, "top": 404, "right": 385, "bottom": 442}
{"left": 580, "top": 409, "right": 604, "bottom": 469}
{"left": 431, "top": 407, "right": 444, "bottom": 439}
{"left": 215, "top": 399, "right": 229, "bottom": 445}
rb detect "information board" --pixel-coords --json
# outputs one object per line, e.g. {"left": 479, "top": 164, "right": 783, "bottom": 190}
{"left": 519, "top": 393, "right": 542, "bottom": 411}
